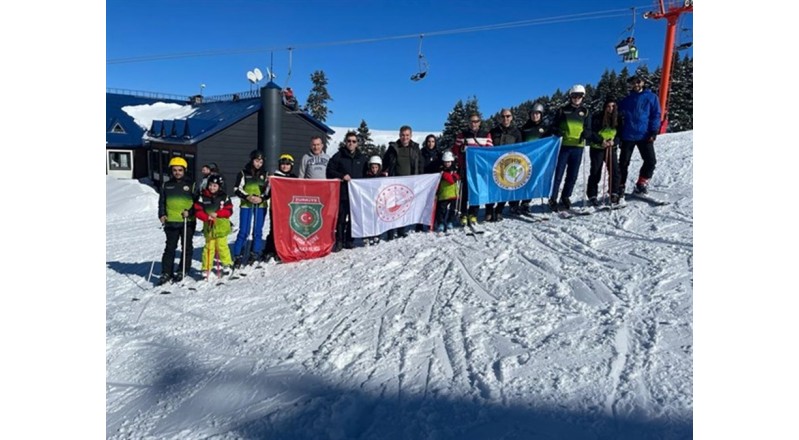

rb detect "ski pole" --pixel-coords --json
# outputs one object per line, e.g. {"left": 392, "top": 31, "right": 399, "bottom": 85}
{"left": 454, "top": 179, "right": 462, "bottom": 225}
{"left": 581, "top": 146, "right": 588, "bottom": 210}
{"left": 215, "top": 244, "right": 222, "bottom": 279}
{"left": 603, "top": 146, "right": 609, "bottom": 205}
{"left": 245, "top": 203, "right": 257, "bottom": 263}
{"left": 182, "top": 216, "right": 188, "bottom": 281}
{"left": 148, "top": 260, "right": 156, "bottom": 285}
{"left": 206, "top": 227, "right": 213, "bottom": 281}
{"left": 149, "top": 223, "right": 164, "bottom": 284}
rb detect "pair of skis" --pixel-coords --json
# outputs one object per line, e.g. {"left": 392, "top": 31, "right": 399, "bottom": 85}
{"left": 156, "top": 276, "right": 199, "bottom": 295}
{"left": 626, "top": 192, "right": 670, "bottom": 206}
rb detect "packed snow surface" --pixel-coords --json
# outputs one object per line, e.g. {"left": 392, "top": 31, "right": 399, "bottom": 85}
{"left": 106, "top": 131, "right": 693, "bottom": 439}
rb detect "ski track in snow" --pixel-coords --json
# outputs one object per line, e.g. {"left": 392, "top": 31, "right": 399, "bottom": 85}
{"left": 107, "top": 131, "right": 693, "bottom": 439}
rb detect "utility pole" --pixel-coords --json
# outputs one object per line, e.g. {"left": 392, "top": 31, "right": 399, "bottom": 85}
{"left": 645, "top": 0, "right": 693, "bottom": 133}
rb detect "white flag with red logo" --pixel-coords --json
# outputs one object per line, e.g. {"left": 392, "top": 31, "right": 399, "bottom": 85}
{"left": 348, "top": 174, "right": 440, "bottom": 238}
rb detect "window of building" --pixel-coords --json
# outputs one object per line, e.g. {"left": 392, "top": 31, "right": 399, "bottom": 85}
{"left": 108, "top": 151, "right": 132, "bottom": 170}
{"left": 110, "top": 123, "right": 126, "bottom": 134}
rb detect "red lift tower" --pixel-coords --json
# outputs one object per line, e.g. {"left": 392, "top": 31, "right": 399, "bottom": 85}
{"left": 645, "top": 0, "right": 693, "bottom": 134}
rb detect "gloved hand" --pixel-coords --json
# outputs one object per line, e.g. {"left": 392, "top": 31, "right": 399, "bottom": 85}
{"left": 181, "top": 210, "right": 190, "bottom": 218}
{"left": 647, "top": 132, "right": 657, "bottom": 142}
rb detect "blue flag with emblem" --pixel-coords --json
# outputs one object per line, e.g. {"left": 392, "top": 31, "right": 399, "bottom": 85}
{"left": 465, "top": 137, "right": 561, "bottom": 206}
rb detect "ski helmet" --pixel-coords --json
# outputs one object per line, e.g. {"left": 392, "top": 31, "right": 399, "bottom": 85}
{"left": 569, "top": 84, "right": 586, "bottom": 96}
{"left": 168, "top": 157, "right": 188, "bottom": 169}
{"left": 250, "top": 150, "right": 265, "bottom": 161}
{"left": 532, "top": 103, "right": 545, "bottom": 114}
{"left": 368, "top": 156, "right": 382, "bottom": 166}
{"left": 279, "top": 153, "right": 295, "bottom": 165}
{"left": 441, "top": 151, "right": 455, "bottom": 162}
{"left": 207, "top": 174, "right": 224, "bottom": 186}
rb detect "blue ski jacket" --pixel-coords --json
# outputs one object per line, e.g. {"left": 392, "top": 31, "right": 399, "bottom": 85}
{"left": 619, "top": 89, "right": 661, "bottom": 141}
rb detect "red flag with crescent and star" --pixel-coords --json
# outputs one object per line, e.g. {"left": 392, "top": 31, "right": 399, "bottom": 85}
{"left": 270, "top": 176, "right": 340, "bottom": 262}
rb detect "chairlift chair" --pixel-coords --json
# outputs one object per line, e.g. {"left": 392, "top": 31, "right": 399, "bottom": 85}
{"left": 410, "top": 34, "right": 429, "bottom": 82}
{"left": 615, "top": 8, "right": 639, "bottom": 62}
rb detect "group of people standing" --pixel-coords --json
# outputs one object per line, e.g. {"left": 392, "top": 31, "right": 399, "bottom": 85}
{"left": 546, "top": 74, "right": 661, "bottom": 212}
{"left": 155, "top": 75, "right": 661, "bottom": 285}
{"left": 156, "top": 151, "right": 299, "bottom": 285}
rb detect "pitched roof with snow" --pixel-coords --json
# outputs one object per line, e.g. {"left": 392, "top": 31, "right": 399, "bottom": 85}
{"left": 107, "top": 91, "right": 335, "bottom": 148}
{"left": 106, "top": 93, "right": 186, "bottom": 148}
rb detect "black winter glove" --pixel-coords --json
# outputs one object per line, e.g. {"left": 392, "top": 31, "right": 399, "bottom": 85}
{"left": 647, "top": 132, "right": 657, "bottom": 142}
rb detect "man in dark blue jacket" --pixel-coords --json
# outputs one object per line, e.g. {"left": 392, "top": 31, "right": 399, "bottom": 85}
{"left": 618, "top": 75, "right": 662, "bottom": 197}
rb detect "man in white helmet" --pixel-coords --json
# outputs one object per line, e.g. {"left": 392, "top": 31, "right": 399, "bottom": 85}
{"left": 549, "top": 84, "right": 592, "bottom": 212}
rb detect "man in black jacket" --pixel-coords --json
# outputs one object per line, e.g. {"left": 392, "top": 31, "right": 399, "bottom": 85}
{"left": 326, "top": 131, "right": 367, "bottom": 251}
{"left": 157, "top": 157, "right": 196, "bottom": 285}
{"left": 488, "top": 109, "right": 524, "bottom": 221}
{"left": 518, "top": 103, "right": 552, "bottom": 212}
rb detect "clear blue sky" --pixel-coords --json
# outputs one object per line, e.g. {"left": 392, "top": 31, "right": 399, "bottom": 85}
{"left": 106, "top": 0, "right": 693, "bottom": 132}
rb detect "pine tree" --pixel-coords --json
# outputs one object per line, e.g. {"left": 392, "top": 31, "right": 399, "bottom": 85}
{"left": 305, "top": 70, "right": 332, "bottom": 122}
{"left": 662, "top": 54, "right": 693, "bottom": 132}
{"left": 356, "top": 119, "right": 380, "bottom": 157}
{"left": 440, "top": 96, "right": 482, "bottom": 150}
{"left": 464, "top": 96, "right": 481, "bottom": 122}
{"left": 441, "top": 100, "right": 466, "bottom": 150}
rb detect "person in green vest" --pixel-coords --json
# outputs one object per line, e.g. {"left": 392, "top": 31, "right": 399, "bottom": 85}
{"left": 232, "top": 150, "right": 268, "bottom": 267}
{"left": 157, "top": 157, "right": 196, "bottom": 285}
{"left": 435, "top": 151, "right": 461, "bottom": 234}
{"left": 193, "top": 174, "right": 234, "bottom": 276}
{"left": 549, "top": 85, "right": 592, "bottom": 212}
{"left": 587, "top": 96, "right": 623, "bottom": 207}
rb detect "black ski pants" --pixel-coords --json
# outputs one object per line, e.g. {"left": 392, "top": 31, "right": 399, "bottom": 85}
{"left": 619, "top": 139, "right": 657, "bottom": 190}
{"left": 458, "top": 174, "right": 479, "bottom": 218}
{"left": 587, "top": 146, "right": 621, "bottom": 198}
{"left": 436, "top": 199, "right": 457, "bottom": 228}
{"left": 161, "top": 221, "right": 196, "bottom": 277}
{"left": 336, "top": 198, "right": 352, "bottom": 247}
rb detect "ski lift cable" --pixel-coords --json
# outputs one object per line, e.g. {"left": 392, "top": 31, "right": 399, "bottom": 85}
{"left": 107, "top": 6, "right": 650, "bottom": 65}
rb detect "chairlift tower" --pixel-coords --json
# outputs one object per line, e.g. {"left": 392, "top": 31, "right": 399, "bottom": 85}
{"left": 644, "top": 0, "right": 693, "bottom": 133}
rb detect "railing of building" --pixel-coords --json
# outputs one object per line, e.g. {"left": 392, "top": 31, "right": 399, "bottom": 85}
{"left": 107, "top": 88, "right": 261, "bottom": 103}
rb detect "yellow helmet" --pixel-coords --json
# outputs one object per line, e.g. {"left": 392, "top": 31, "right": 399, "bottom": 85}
{"left": 168, "top": 157, "right": 188, "bottom": 169}
{"left": 279, "top": 154, "right": 295, "bottom": 165}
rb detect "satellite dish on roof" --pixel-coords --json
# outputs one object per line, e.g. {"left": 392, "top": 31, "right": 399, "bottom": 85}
{"left": 247, "top": 71, "right": 257, "bottom": 84}
{"left": 253, "top": 68, "right": 264, "bottom": 82}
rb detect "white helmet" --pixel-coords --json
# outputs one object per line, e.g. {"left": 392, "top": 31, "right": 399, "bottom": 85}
{"left": 441, "top": 151, "right": 455, "bottom": 162}
{"left": 569, "top": 84, "right": 586, "bottom": 95}
{"left": 368, "top": 156, "right": 382, "bottom": 166}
